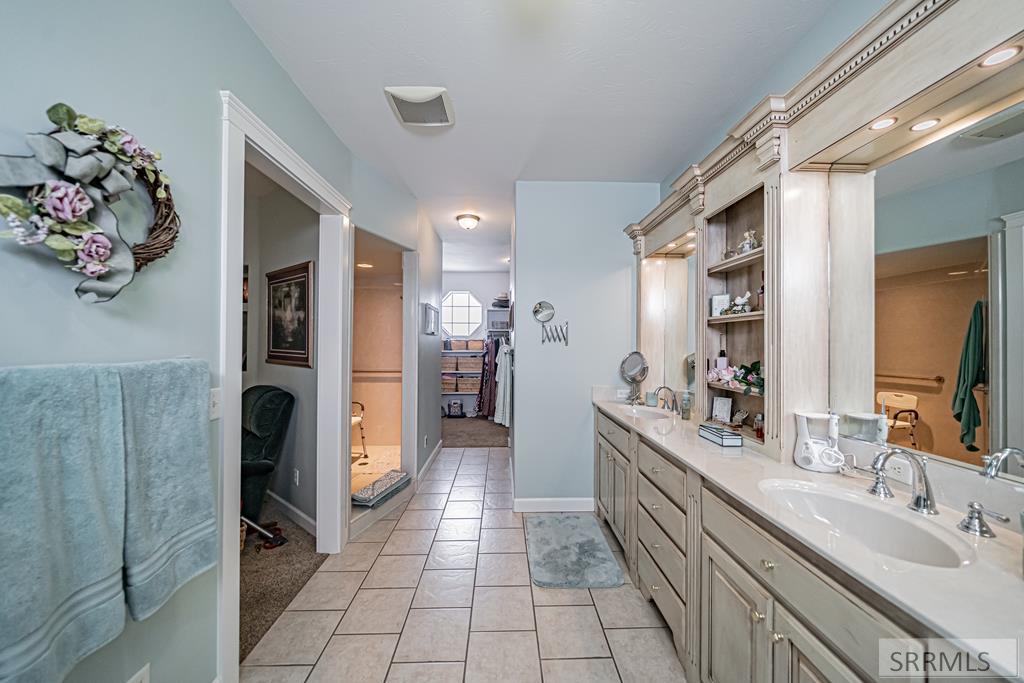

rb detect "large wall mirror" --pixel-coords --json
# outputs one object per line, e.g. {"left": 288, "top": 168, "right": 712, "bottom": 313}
{"left": 639, "top": 232, "right": 698, "bottom": 411}
{"left": 863, "top": 101, "right": 1024, "bottom": 479}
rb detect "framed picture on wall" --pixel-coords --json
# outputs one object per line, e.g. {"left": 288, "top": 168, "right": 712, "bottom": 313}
{"left": 266, "top": 261, "right": 314, "bottom": 367}
{"left": 423, "top": 303, "right": 439, "bottom": 336}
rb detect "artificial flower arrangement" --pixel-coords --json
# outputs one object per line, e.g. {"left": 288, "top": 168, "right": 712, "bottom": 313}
{"left": 707, "top": 360, "right": 764, "bottom": 396}
{"left": 0, "top": 103, "right": 179, "bottom": 301}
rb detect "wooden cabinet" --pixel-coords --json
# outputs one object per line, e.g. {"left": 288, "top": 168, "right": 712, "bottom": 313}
{"left": 596, "top": 436, "right": 613, "bottom": 520}
{"left": 701, "top": 534, "right": 772, "bottom": 683}
{"left": 610, "top": 446, "right": 629, "bottom": 544}
{"left": 772, "top": 604, "right": 860, "bottom": 683}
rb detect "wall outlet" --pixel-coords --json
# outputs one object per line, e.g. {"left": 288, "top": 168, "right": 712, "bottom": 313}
{"left": 208, "top": 388, "right": 222, "bottom": 420}
{"left": 293, "top": 468, "right": 300, "bottom": 487}
{"left": 615, "top": 389, "right": 630, "bottom": 400}
{"left": 126, "top": 664, "right": 150, "bottom": 683}
{"left": 884, "top": 459, "right": 913, "bottom": 486}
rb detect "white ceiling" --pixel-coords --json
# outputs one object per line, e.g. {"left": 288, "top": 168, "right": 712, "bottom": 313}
{"left": 355, "top": 227, "right": 405, "bottom": 281}
{"left": 232, "top": 0, "right": 839, "bottom": 270}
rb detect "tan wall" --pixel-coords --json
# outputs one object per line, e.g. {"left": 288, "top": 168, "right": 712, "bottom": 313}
{"left": 875, "top": 270, "right": 987, "bottom": 464}
{"left": 352, "top": 284, "right": 403, "bottom": 445}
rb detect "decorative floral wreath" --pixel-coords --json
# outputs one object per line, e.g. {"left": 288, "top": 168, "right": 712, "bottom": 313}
{"left": 0, "top": 103, "right": 179, "bottom": 301}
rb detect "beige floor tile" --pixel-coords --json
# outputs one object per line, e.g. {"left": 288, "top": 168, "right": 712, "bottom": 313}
{"left": 475, "top": 553, "right": 530, "bottom": 586}
{"left": 319, "top": 542, "right": 383, "bottom": 572}
{"left": 336, "top": 588, "right": 414, "bottom": 634}
{"left": 440, "top": 447, "right": 464, "bottom": 456}
{"left": 396, "top": 509, "right": 443, "bottom": 530}
{"left": 478, "top": 527, "right": 527, "bottom": 553}
{"left": 239, "top": 666, "right": 312, "bottom": 682}
{"left": 381, "top": 529, "right": 436, "bottom": 555}
{"left": 456, "top": 463, "right": 487, "bottom": 474}
{"left": 591, "top": 585, "right": 664, "bottom": 628}
{"left": 386, "top": 662, "right": 465, "bottom": 682}
{"left": 422, "top": 468, "right": 457, "bottom": 482}
{"left": 605, "top": 628, "right": 684, "bottom": 682}
{"left": 612, "top": 552, "right": 631, "bottom": 583}
{"left": 393, "top": 608, "right": 471, "bottom": 662}
{"left": 307, "top": 634, "right": 398, "bottom": 683}
{"left": 443, "top": 501, "right": 484, "bottom": 518}
{"left": 465, "top": 631, "right": 541, "bottom": 683}
{"left": 243, "top": 610, "right": 342, "bottom": 665}
{"left": 535, "top": 606, "right": 611, "bottom": 659}
{"left": 447, "top": 486, "right": 484, "bottom": 501}
{"left": 286, "top": 572, "right": 364, "bottom": 611}
{"left": 462, "top": 447, "right": 490, "bottom": 457}
{"left": 540, "top": 659, "right": 621, "bottom": 682}
{"left": 434, "top": 518, "right": 481, "bottom": 541}
{"left": 425, "top": 541, "right": 478, "bottom": 569}
{"left": 417, "top": 480, "right": 453, "bottom": 494}
{"left": 481, "top": 509, "right": 523, "bottom": 529}
{"left": 412, "top": 569, "right": 476, "bottom": 608}
{"left": 355, "top": 519, "right": 398, "bottom": 542}
{"left": 363, "top": 554, "right": 426, "bottom": 588}
{"left": 407, "top": 493, "right": 449, "bottom": 510}
{"left": 483, "top": 493, "right": 514, "bottom": 509}
{"left": 380, "top": 502, "right": 409, "bottom": 520}
{"left": 531, "top": 585, "right": 593, "bottom": 606}
{"left": 484, "top": 479, "right": 513, "bottom": 493}
{"left": 488, "top": 447, "right": 510, "bottom": 457}
{"left": 453, "top": 474, "right": 486, "bottom": 487}
{"left": 470, "top": 586, "right": 535, "bottom": 631}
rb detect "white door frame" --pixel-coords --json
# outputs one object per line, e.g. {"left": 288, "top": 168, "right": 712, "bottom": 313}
{"left": 401, "top": 250, "right": 420, "bottom": 477}
{"left": 218, "top": 91, "right": 353, "bottom": 683}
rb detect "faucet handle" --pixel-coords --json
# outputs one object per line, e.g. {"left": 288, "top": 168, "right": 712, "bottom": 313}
{"left": 957, "top": 501, "right": 1010, "bottom": 538}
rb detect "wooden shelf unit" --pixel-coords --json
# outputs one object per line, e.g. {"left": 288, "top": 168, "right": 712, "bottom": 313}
{"left": 703, "top": 186, "right": 766, "bottom": 444}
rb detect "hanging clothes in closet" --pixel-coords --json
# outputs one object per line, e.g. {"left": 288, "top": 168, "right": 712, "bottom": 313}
{"left": 494, "top": 341, "right": 513, "bottom": 427}
{"left": 476, "top": 335, "right": 499, "bottom": 418}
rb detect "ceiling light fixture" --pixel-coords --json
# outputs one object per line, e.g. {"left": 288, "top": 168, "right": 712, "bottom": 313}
{"left": 667, "top": 243, "right": 677, "bottom": 249}
{"left": 456, "top": 214, "right": 480, "bottom": 230}
{"left": 686, "top": 243, "right": 696, "bottom": 250}
{"left": 981, "top": 47, "right": 1020, "bottom": 67}
{"left": 910, "top": 118, "right": 940, "bottom": 132}
{"left": 685, "top": 230, "right": 696, "bottom": 238}
{"left": 948, "top": 270, "right": 968, "bottom": 276}
{"left": 356, "top": 263, "right": 374, "bottom": 269}
{"left": 869, "top": 117, "right": 897, "bottom": 131}
{"left": 503, "top": 257, "right": 511, "bottom": 264}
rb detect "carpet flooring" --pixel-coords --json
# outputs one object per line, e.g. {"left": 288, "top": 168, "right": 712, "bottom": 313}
{"left": 239, "top": 499, "right": 327, "bottom": 661}
{"left": 441, "top": 415, "right": 509, "bottom": 447}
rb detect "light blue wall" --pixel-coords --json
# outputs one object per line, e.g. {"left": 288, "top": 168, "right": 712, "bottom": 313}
{"left": 513, "top": 182, "right": 660, "bottom": 500}
{"left": 876, "top": 157, "right": 1024, "bottom": 253}
{"left": 659, "top": 1, "right": 888, "bottom": 196}
{"left": 418, "top": 212, "right": 444, "bottom": 470}
{"left": 0, "top": 1, "right": 425, "bottom": 681}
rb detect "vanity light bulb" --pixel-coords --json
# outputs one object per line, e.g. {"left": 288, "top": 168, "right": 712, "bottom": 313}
{"left": 869, "top": 117, "right": 897, "bottom": 131}
{"left": 910, "top": 119, "right": 939, "bottom": 132}
{"left": 981, "top": 47, "right": 1020, "bottom": 67}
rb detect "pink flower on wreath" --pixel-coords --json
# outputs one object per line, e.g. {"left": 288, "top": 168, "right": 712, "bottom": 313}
{"left": 120, "top": 133, "right": 141, "bottom": 156}
{"left": 79, "top": 260, "right": 110, "bottom": 278}
{"left": 41, "top": 180, "right": 93, "bottom": 222}
{"left": 77, "top": 232, "right": 112, "bottom": 263}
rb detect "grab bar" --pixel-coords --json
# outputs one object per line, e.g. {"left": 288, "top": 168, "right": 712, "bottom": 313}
{"left": 875, "top": 372, "right": 945, "bottom": 384}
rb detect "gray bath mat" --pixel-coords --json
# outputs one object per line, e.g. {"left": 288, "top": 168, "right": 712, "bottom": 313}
{"left": 525, "top": 513, "right": 624, "bottom": 588}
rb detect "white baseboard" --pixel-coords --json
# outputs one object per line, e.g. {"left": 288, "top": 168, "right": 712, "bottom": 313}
{"left": 417, "top": 438, "right": 443, "bottom": 482}
{"left": 513, "top": 497, "right": 595, "bottom": 513}
{"left": 266, "top": 490, "right": 317, "bottom": 536}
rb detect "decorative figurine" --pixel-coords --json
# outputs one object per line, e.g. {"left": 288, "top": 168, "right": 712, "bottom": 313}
{"left": 727, "top": 291, "right": 752, "bottom": 315}
{"left": 737, "top": 230, "right": 760, "bottom": 254}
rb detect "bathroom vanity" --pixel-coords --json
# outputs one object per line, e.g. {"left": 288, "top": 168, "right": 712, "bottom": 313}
{"left": 594, "top": 402, "right": 1024, "bottom": 682}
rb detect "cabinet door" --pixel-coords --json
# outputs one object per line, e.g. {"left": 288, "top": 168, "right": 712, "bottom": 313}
{"left": 597, "top": 439, "right": 612, "bottom": 518}
{"left": 701, "top": 535, "right": 772, "bottom": 683}
{"left": 771, "top": 604, "right": 860, "bottom": 683}
{"left": 611, "top": 450, "right": 628, "bottom": 542}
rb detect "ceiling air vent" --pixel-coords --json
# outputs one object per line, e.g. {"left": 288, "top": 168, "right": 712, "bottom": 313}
{"left": 960, "top": 101, "right": 1024, "bottom": 141}
{"left": 384, "top": 86, "right": 454, "bottom": 127}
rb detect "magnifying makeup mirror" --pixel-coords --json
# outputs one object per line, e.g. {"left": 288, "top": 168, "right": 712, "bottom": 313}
{"left": 620, "top": 351, "right": 648, "bottom": 405}
{"left": 532, "top": 301, "right": 555, "bottom": 323}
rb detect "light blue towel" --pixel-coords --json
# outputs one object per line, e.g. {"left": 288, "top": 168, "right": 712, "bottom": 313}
{"left": 0, "top": 365, "right": 127, "bottom": 683}
{"left": 0, "top": 359, "right": 217, "bottom": 682}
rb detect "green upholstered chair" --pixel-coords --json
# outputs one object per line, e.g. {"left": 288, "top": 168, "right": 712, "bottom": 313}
{"left": 240, "top": 385, "right": 295, "bottom": 522}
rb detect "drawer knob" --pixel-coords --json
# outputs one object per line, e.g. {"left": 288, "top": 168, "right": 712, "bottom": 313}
{"left": 771, "top": 632, "right": 786, "bottom": 644}
{"left": 650, "top": 584, "right": 660, "bottom": 592}
{"left": 760, "top": 559, "right": 776, "bottom": 571}
{"left": 651, "top": 467, "right": 663, "bottom": 474}
{"left": 650, "top": 504, "right": 662, "bottom": 511}
{"left": 750, "top": 610, "right": 765, "bottom": 623}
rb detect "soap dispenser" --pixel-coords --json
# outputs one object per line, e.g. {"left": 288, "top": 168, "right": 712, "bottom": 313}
{"left": 715, "top": 350, "right": 728, "bottom": 371}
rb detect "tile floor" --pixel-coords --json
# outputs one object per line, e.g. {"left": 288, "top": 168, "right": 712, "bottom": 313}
{"left": 242, "top": 447, "right": 686, "bottom": 682}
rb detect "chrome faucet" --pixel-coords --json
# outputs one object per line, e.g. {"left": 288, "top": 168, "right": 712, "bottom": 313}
{"left": 980, "top": 447, "right": 1024, "bottom": 478}
{"left": 867, "top": 447, "right": 939, "bottom": 515}
{"left": 652, "top": 385, "right": 678, "bottom": 414}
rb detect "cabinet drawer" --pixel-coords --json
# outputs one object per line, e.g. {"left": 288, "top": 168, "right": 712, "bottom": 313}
{"left": 596, "top": 411, "right": 629, "bottom": 458}
{"left": 638, "top": 475, "right": 686, "bottom": 552}
{"left": 701, "top": 489, "right": 919, "bottom": 681}
{"left": 638, "top": 544, "right": 685, "bottom": 641}
{"left": 637, "top": 439, "right": 685, "bottom": 508}
{"left": 637, "top": 507, "right": 686, "bottom": 600}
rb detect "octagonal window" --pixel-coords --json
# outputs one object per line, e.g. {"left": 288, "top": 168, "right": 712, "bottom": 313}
{"left": 441, "top": 290, "right": 482, "bottom": 337}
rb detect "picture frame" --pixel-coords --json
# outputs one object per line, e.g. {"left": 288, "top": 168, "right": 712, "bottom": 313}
{"left": 423, "top": 303, "right": 439, "bottom": 336}
{"left": 712, "top": 396, "right": 733, "bottom": 423}
{"left": 266, "top": 261, "right": 314, "bottom": 367}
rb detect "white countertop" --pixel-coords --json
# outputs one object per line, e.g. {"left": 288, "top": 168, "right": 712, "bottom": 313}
{"left": 595, "top": 400, "right": 1024, "bottom": 678}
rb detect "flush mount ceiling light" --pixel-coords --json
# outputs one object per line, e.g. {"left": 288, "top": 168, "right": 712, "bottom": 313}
{"left": 356, "top": 263, "right": 374, "bottom": 269}
{"left": 869, "top": 117, "right": 897, "bottom": 131}
{"left": 456, "top": 214, "right": 480, "bottom": 230}
{"left": 910, "top": 118, "right": 940, "bottom": 132}
{"left": 981, "top": 47, "right": 1021, "bottom": 67}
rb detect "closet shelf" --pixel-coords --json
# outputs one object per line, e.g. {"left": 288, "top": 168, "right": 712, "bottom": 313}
{"left": 442, "top": 391, "right": 479, "bottom": 396}
{"left": 442, "top": 350, "right": 485, "bottom": 355}
{"left": 707, "top": 246, "right": 764, "bottom": 274}
{"left": 707, "top": 311, "right": 764, "bottom": 324}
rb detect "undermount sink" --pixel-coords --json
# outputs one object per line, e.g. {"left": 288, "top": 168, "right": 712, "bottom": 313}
{"left": 627, "top": 406, "right": 675, "bottom": 420}
{"left": 758, "top": 479, "right": 972, "bottom": 569}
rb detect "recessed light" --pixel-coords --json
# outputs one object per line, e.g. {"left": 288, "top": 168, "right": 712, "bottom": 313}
{"left": 981, "top": 47, "right": 1020, "bottom": 67}
{"left": 948, "top": 270, "right": 968, "bottom": 276}
{"left": 356, "top": 263, "right": 374, "bottom": 269}
{"left": 393, "top": 282, "right": 402, "bottom": 286}
{"left": 686, "top": 243, "right": 696, "bottom": 250}
{"left": 456, "top": 213, "right": 480, "bottom": 230}
{"left": 667, "top": 243, "right": 677, "bottom": 249}
{"left": 685, "top": 230, "right": 696, "bottom": 238}
{"left": 869, "top": 117, "right": 897, "bottom": 131}
{"left": 910, "top": 118, "right": 940, "bottom": 132}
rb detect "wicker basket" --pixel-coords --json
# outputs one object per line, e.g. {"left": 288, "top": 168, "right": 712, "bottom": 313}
{"left": 450, "top": 340, "right": 468, "bottom": 350}
{"left": 457, "top": 377, "right": 481, "bottom": 393}
{"left": 240, "top": 522, "right": 247, "bottom": 551}
{"left": 442, "top": 374, "right": 458, "bottom": 392}
{"left": 467, "top": 339, "right": 485, "bottom": 351}
{"left": 441, "top": 357, "right": 458, "bottom": 372}
{"left": 458, "top": 357, "right": 484, "bottom": 372}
